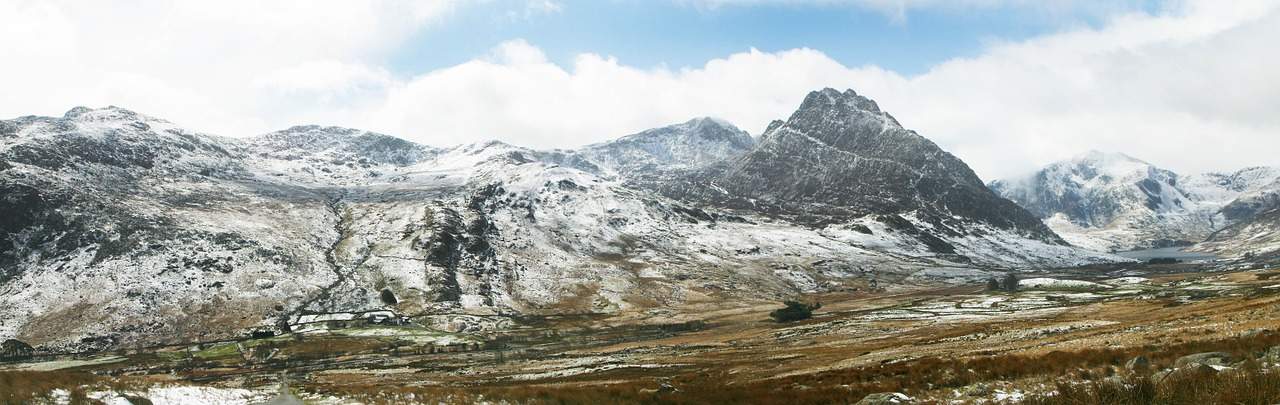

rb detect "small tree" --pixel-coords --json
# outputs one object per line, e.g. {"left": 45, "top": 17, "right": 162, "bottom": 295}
{"left": 1000, "top": 273, "right": 1020, "bottom": 292}
{"left": 770, "top": 301, "right": 821, "bottom": 323}
{"left": 986, "top": 278, "right": 1001, "bottom": 291}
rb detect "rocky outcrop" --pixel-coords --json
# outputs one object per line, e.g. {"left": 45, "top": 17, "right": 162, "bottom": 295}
{"left": 654, "top": 88, "right": 1065, "bottom": 247}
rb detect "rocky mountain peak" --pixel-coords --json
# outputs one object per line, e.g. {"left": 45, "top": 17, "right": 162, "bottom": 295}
{"left": 658, "top": 88, "right": 1064, "bottom": 247}
{"left": 52, "top": 106, "right": 179, "bottom": 135}
{"left": 250, "top": 125, "right": 434, "bottom": 167}
{"left": 991, "top": 152, "right": 1279, "bottom": 252}
{"left": 0, "top": 104, "right": 1119, "bottom": 350}
{"left": 62, "top": 105, "right": 144, "bottom": 121}
{"left": 578, "top": 117, "right": 754, "bottom": 174}
{"left": 1065, "top": 150, "right": 1158, "bottom": 179}
{"left": 799, "top": 88, "right": 884, "bottom": 114}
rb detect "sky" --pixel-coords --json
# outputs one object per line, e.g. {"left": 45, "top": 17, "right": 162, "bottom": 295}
{"left": 0, "top": 0, "right": 1276, "bottom": 180}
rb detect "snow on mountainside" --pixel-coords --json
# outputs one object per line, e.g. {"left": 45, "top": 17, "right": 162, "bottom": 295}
{"left": 1197, "top": 206, "right": 1280, "bottom": 260}
{"left": 1194, "top": 176, "right": 1280, "bottom": 259}
{"left": 0, "top": 99, "right": 1118, "bottom": 351}
{"left": 647, "top": 88, "right": 1071, "bottom": 253}
{"left": 579, "top": 117, "right": 754, "bottom": 175}
{"left": 0, "top": 107, "right": 336, "bottom": 350}
{"left": 990, "top": 151, "right": 1279, "bottom": 253}
{"left": 246, "top": 125, "right": 438, "bottom": 186}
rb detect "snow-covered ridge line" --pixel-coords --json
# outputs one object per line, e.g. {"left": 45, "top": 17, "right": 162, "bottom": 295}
{"left": 0, "top": 93, "right": 1121, "bottom": 351}
{"left": 991, "top": 150, "right": 1280, "bottom": 253}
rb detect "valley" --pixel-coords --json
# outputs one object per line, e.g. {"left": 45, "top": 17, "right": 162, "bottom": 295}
{"left": 6, "top": 258, "right": 1280, "bottom": 404}
{"left": 1, "top": 89, "right": 1277, "bottom": 404}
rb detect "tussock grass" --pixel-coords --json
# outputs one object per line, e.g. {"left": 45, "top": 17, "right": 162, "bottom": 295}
{"left": 1025, "top": 362, "right": 1280, "bottom": 405}
{"left": 0, "top": 370, "right": 99, "bottom": 404}
{"left": 307, "top": 331, "right": 1280, "bottom": 404}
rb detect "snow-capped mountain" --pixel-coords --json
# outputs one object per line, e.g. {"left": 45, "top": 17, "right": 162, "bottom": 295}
{"left": 990, "top": 151, "right": 1279, "bottom": 252}
{"left": 0, "top": 94, "right": 1117, "bottom": 351}
{"left": 649, "top": 88, "right": 1066, "bottom": 251}
{"left": 579, "top": 117, "right": 754, "bottom": 175}
{"left": 246, "top": 125, "right": 439, "bottom": 186}
{"left": 1194, "top": 176, "right": 1280, "bottom": 260}
{"left": 1197, "top": 204, "right": 1280, "bottom": 260}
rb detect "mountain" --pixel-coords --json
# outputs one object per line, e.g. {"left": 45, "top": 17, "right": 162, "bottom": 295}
{"left": 1194, "top": 176, "right": 1280, "bottom": 260}
{"left": 1215, "top": 175, "right": 1280, "bottom": 222}
{"left": 0, "top": 97, "right": 1116, "bottom": 352}
{"left": 989, "top": 151, "right": 1279, "bottom": 252}
{"left": 648, "top": 88, "right": 1067, "bottom": 254}
{"left": 579, "top": 117, "right": 754, "bottom": 175}
{"left": 246, "top": 125, "right": 439, "bottom": 185}
{"left": 1197, "top": 203, "right": 1280, "bottom": 262}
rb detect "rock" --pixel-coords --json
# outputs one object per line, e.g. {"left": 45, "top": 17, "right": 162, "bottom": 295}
{"left": 855, "top": 392, "right": 913, "bottom": 404}
{"left": 1174, "top": 352, "right": 1234, "bottom": 368}
{"left": 1152, "top": 364, "right": 1219, "bottom": 383}
{"left": 657, "top": 382, "right": 678, "bottom": 394}
{"left": 255, "top": 279, "right": 276, "bottom": 289}
{"left": 962, "top": 383, "right": 991, "bottom": 397}
{"left": 1125, "top": 355, "right": 1150, "bottom": 371}
{"left": 1262, "top": 346, "right": 1280, "bottom": 363}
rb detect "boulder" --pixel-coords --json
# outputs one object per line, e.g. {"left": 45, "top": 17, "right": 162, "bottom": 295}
{"left": 1174, "top": 352, "right": 1234, "bottom": 368}
{"left": 962, "top": 383, "right": 991, "bottom": 397}
{"left": 1263, "top": 346, "right": 1280, "bottom": 363}
{"left": 856, "top": 392, "right": 913, "bottom": 404}
{"left": 1125, "top": 355, "right": 1150, "bottom": 371}
{"left": 1152, "top": 364, "right": 1219, "bottom": 383}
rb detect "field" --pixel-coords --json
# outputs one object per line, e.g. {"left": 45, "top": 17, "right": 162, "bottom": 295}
{"left": 6, "top": 263, "right": 1280, "bottom": 404}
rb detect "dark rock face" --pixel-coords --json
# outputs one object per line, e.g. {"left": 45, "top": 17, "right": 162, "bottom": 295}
{"left": 1202, "top": 206, "right": 1280, "bottom": 258}
{"left": 1219, "top": 183, "right": 1280, "bottom": 222}
{"left": 654, "top": 88, "right": 1062, "bottom": 243}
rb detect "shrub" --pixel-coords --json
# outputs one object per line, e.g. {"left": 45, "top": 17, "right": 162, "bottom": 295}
{"left": 986, "top": 278, "right": 1001, "bottom": 291}
{"left": 1001, "top": 273, "right": 1020, "bottom": 292}
{"left": 770, "top": 301, "right": 821, "bottom": 323}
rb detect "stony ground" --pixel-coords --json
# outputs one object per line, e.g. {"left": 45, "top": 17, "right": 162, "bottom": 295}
{"left": 5, "top": 262, "right": 1280, "bottom": 404}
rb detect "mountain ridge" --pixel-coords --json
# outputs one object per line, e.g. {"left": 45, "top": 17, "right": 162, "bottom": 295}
{"left": 990, "top": 150, "right": 1280, "bottom": 252}
{"left": 0, "top": 96, "right": 1119, "bottom": 351}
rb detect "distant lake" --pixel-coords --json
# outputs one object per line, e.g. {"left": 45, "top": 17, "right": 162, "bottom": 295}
{"left": 1115, "top": 247, "right": 1218, "bottom": 261}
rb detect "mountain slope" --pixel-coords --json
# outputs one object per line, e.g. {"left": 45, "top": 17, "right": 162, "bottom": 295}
{"left": 652, "top": 88, "right": 1066, "bottom": 252}
{"left": 1194, "top": 177, "right": 1280, "bottom": 260}
{"left": 1198, "top": 208, "right": 1280, "bottom": 261}
{"left": 0, "top": 107, "right": 338, "bottom": 349}
{"left": 990, "top": 151, "right": 1279, "bottom": 252}
{"left": 0, "top": 101, "right": 1118, "bottom": 352}
{"left": 579, "top": 117, "right": 754, "bottom": 176}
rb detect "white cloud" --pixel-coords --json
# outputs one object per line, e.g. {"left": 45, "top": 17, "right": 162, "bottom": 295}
{"left": 2, "top": 0, "right": 1277, "bottom": 180}
{"left": 677, "top": 0, "right": 1160, "bottom": 22}
{"left": 0, "top": 0, "right": 458, "bottom": 136}
{"left": 359, "top": 0, "right": 1280, "bottom": 179}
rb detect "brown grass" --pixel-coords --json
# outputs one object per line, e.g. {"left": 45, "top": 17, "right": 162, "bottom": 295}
{"left": 0, "top": 370, "right": 100, "bottom": 404}
{"left": 1025, "top": 362, "right": 1280, "bottom": 405}
{"left": 303, "top": 331, "right": 1280, "bottom": 405}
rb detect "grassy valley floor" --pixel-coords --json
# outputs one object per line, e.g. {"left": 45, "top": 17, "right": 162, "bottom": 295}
{"left": 5, "top": 263, "right": 1280, "bottom": 404}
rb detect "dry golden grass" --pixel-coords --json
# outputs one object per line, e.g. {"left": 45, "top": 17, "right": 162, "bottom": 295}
{"left": 0, "top": 370, "right": 100, "bottom": 404}
{"left": 1025, "top": 362, "right": 1280, "bottom": 405}
{"left": 300, "top": 330, "right": 1280, "bottom": 405}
